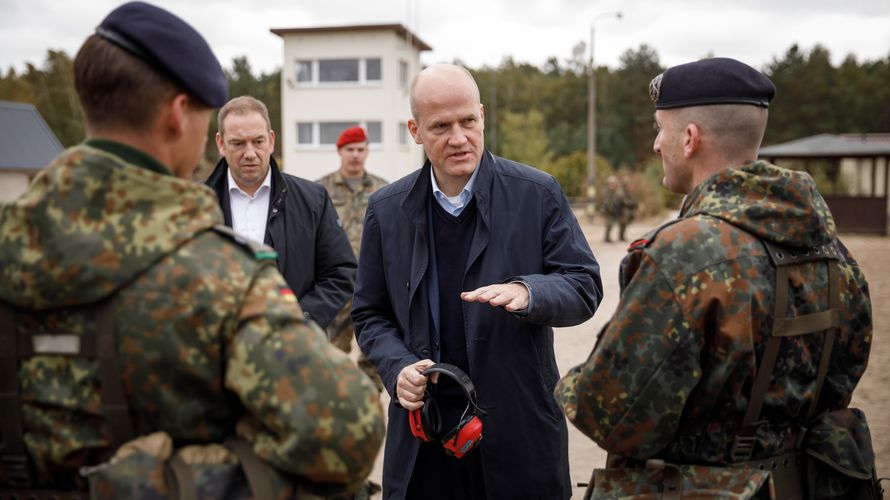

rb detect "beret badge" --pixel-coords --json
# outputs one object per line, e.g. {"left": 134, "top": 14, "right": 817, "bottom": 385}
{"left": 649, "top": 73, "right": 663, "bottom": 104}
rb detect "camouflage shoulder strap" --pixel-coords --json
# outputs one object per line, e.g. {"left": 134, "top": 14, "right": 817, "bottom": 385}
{"left": 209, "top": 224, "right": 278, "bottom": 262}
{"left": 730, "top": 241, "right": 842, "bottom": 463}
{"left": 626, "top": 218, "right": 684, "bottom": 252}
{"left": 0, "top": 298, "right": 135, "bottom": 489}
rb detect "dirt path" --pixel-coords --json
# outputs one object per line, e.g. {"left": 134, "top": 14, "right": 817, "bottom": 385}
{"left": 362, "top": 214, "right": 890, "bottom": 497}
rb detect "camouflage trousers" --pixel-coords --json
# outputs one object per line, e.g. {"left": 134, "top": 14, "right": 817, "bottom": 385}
{"left": 328, "top": 302, "right": 384, "bottom": 393}
{"left": 603, "top": 217, "right": 627, "bottom": 242}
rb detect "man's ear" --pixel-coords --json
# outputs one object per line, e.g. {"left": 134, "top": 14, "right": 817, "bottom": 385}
{"left": 215, "top": 131, "right": 225, "bottom": 157}
{"left": 683, "top": 123, "right": 701, "bottom": 158}
{"left": 269, "top": 128, "right": 276, "bottom": 156}
{"left": 479, "top": 104, "right": 485, "bottom": 131}
{"left": 407, "top": 118, "right": 422, "bottom": 145}
{"left": 164, "top": 93, "right": 190, "bottom": 138}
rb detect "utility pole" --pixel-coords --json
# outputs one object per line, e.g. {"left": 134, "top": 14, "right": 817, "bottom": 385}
{"left": 586, "top": 11, "right": 622, "bottom": 222}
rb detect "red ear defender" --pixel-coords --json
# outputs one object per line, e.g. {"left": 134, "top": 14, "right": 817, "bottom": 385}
{"left": 442, "top": 414, "right": 483, "bottom": 459}
{"left": 409, "top": 407, "right": 431, "bottom": 442}
{"left": 406, "top": 363, "right": 485, "bottom": 459}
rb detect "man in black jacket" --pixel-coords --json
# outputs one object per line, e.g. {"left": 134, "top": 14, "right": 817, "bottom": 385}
{"left": 206, "top": 95, "right": 355, "bottom": 328}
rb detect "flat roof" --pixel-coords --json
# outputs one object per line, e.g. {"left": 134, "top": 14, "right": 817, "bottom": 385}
{"left": 760, "top": 133, "right": 890, "bottom": 159}
{"left": 0, "top": 100, "right": 64, "bottom": 171}
{"left": 270, "top": 23, "right": 432, "bottom": 51}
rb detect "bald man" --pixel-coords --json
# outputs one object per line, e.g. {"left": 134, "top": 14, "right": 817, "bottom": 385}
{"left": 352, "top": 64, "right": 603, "bottom": 499}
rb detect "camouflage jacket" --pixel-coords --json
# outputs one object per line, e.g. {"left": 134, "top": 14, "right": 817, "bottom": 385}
{"left": 597, "top": 187, "right": 635, "bottom": 222}
{"left": 556, "top": 161, "right": 872, "bottom": 466}
{"left": 317, "top": 171, "right": 388, "bottom": 259}
{"left": 0, "top": 144, "right": 384, "bottom": 492}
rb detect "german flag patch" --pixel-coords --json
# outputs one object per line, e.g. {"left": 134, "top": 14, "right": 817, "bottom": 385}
{"left": 279, "top": 287, "right": 298, "bottom": 304}
{"left": 628, "top": 239, "right": 649, "bottom": 251}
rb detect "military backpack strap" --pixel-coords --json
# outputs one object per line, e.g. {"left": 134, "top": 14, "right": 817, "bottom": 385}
{"left": 94, "top": 299, "right": 136, "bottom": 451}
{"left": 0, "top": 298, "right": 135, "bottom": 490}
{"left": 731, "top": 241, "right": 842, "bottom": 463}
{"left": 225, "top": 437, "right": 276, "bottom": 500}
{"left": 0, "top": 301, "right": 32, "bottom": 488}
{"left": 166, "top": 453, "right": 198, "bottom": 500}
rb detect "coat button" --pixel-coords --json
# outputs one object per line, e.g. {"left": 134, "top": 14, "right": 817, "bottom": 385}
{"left": 406, "top": 281, "right": 410, "bottom": 289}
{"left": 421, "top": 348, "right": 430, "bottom": 356}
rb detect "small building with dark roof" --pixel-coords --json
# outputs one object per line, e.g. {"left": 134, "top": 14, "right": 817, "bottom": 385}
{"left": 0, "top": 100, "right": 64, "bottom": 201}
{"left": 760, "top": 133, "right": 890, "bottom": 234}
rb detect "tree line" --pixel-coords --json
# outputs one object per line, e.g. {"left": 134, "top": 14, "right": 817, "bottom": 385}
{"left": 2, "top": 43, "right": 888, "bottom": 204}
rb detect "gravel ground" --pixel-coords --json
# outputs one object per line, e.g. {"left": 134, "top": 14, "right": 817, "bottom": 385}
{"left": 360, "top": 213, "right": 890, "bottom": 498}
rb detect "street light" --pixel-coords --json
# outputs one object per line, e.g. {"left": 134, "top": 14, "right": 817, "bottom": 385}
{"left": 586, "top": 11, "right": 622, "bottom": 222}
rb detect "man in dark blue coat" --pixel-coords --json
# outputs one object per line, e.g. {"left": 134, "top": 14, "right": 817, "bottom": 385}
{"left": 352, "top": 64, "right": 603, "bottom": 499}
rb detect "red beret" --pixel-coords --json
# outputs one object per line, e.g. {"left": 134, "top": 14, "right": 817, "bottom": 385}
{"left": 337, "top": 126, "right": 368, "bottom": 148}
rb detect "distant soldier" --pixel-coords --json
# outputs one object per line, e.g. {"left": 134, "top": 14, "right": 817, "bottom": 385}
{"left": 318, "top": 126, "right": 388, "bottom": 391}
{"left": 618, "top": 175, "right": 639, "bottom": 237}
{"left": 598, "top": 175, "right": 634, "bottom": 242}
{"left": 556, "top": 58, "right": 879, "bottom": 498}
{"left": 0, "top": 2, "right": 383, "bottom": 498}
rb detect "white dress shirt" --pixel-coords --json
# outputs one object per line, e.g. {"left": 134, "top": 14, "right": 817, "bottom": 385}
{"left": 227, "top": 167, "right": 272, "bottom": 245}
{"left": 430, "top": 164, "right": 480, "bottom": 216}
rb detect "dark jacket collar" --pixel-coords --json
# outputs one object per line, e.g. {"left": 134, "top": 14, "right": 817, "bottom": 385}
{"left": 401, "top": 149, "right": 494, "bottom": 228}
{"left": 205, "top": 156, "right": 287, "bottom": 227}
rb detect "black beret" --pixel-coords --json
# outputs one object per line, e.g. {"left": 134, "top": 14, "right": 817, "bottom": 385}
{"left": 649, "top": 57, "right": 775, "bottom": 110}
{"left": 96, "top": 1, "right": 227, "bottom": 107}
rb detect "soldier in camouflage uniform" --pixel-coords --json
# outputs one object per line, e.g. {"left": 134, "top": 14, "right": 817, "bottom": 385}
{"left": 556, "top": 58, "right": 878, "bottom": 498}
{"left": 0, "top": 2, "right": 384, "bottom": 497}
{"left": 318, "top": 126, "right": 388, "bottom": 391}
{"left": 597, "top": 175, "right": 634, "bottom": 243}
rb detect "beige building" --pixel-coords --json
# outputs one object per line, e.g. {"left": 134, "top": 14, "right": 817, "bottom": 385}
{"left": 271, "top": 24, "right": 431, "bottom": 183}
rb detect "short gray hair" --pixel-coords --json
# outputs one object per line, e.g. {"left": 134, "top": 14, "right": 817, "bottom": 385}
{"left": 217, "top": 95, "right": 271, "bottom": 136}
{"left": 674, "top": 104, "right": 769, "bottom": 158}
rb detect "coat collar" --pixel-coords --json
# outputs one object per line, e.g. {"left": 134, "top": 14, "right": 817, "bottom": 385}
{"left": 400, "top": 150, "right": 494, "bottom": 302}
{"left": 400, "top": 149, "right": 495, "bottom": 227}
{"left": 204, "top": 156, "right": 287, "bottom": 233}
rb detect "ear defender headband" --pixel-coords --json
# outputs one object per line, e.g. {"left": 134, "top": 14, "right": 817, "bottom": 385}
{"left": 408, "top": 363, "right": 486, "bottom": 459}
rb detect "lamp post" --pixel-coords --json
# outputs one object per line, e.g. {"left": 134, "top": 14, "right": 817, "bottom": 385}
{"left": 586, "top": 11, "right": 622, "bottom": 222}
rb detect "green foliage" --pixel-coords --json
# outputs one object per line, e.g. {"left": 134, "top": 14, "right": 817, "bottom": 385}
{"left": 0, "top": 50, "right": 84, "bottom": 147}
{"left": 598, "top": 45, "right": 665, "bottom": 169}
{"left": 499, "top": 109, "right": 552, "bottom": 168}
{"left": 2, "top": 43, "right": 888, "bottom": 200}
{"left": 764, "top": 45, "right": 890, "bottom": 145}
{"left": 543, "top": 150, "right": 587, "bottom": 197}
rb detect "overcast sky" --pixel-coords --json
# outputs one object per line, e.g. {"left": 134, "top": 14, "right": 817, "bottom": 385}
{"left": 1, "top": 0, "right": 888, "bottom": 75}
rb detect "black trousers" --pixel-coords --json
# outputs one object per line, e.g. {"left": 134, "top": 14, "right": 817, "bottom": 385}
{"left": 406, "top": 441, "right": 486, "bottom": 499}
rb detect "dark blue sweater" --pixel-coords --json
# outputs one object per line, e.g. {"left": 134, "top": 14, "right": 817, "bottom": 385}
{"left": 430, "top": 195, "right": 476, "bottom": 414}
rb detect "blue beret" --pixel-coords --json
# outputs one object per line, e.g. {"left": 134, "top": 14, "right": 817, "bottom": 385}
{"left": 650, "top": 57, "right": 775, "bottom": 110}
{"left": 96, "top": 1, "right": 227, "bottom": 107}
